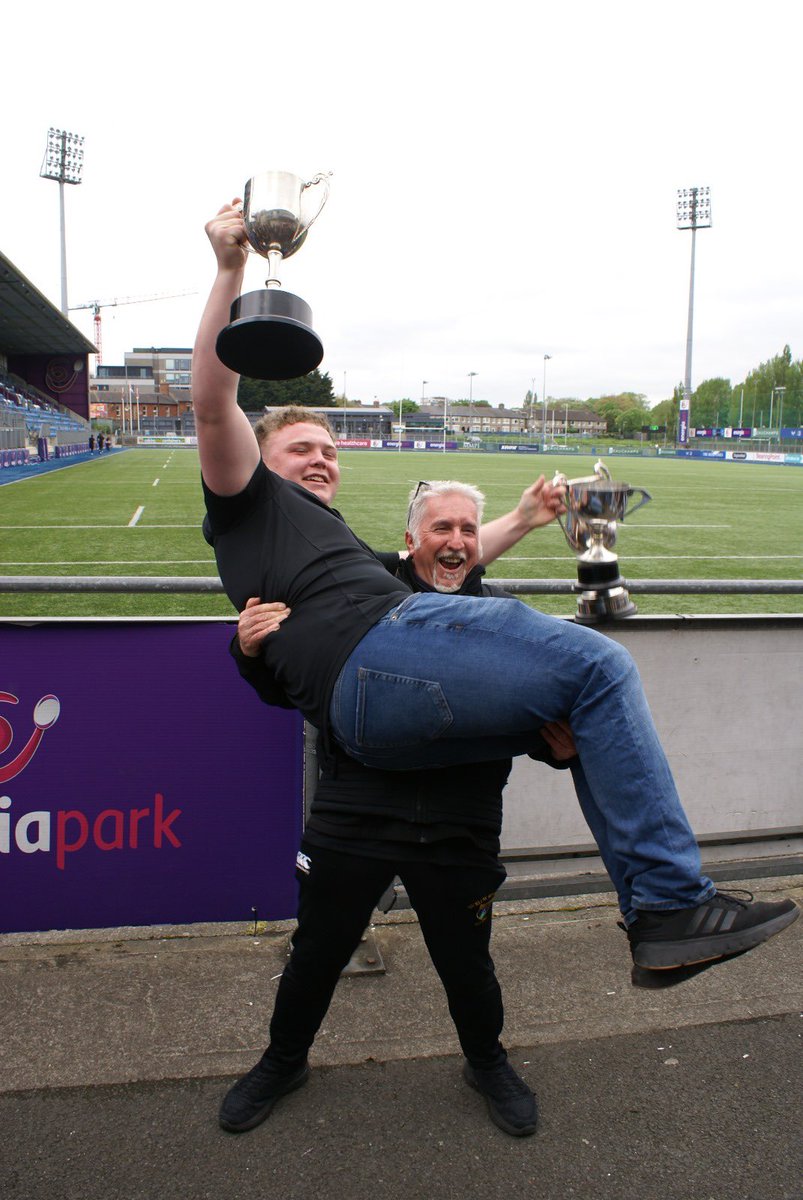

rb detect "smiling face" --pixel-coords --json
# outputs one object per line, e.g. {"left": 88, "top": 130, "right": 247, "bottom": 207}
{"left": 261, "top": 421, "right": 341, "bottom": 506}
{"left": 405, "top": 491, "right": 481, "bottom": 593}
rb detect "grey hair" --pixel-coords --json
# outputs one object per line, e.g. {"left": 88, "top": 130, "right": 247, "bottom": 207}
{"left": 406, "top": 480, "right": 486, "bottom": 542}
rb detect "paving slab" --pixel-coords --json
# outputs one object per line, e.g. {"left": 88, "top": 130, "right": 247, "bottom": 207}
{"left": 1, "top": 875, "right": 801, "bottom": 1200}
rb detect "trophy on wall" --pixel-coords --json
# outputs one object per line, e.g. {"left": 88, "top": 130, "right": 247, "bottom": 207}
{"left": 552, "top": 461, "right": 651, "bottom": 624}
{"left": 216, "top": 170, "right": 331, "bottom": 381}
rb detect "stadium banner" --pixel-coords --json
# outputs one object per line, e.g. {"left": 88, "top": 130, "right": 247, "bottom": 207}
{"left": 0, "top": 621, "right": 304, "bottom": 934}
{"left": 136, "top": 436, "right": 198, "bottom": 446}
{"left": 694, "top": 427, "right": 753, "bottom": 439}
{"left": 724, "top": 450, "right": 797, "bottom": 465}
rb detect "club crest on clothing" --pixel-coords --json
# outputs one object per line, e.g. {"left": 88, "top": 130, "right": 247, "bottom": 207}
{"left": 468, "top": 890, "right": 497, "bottom": 925}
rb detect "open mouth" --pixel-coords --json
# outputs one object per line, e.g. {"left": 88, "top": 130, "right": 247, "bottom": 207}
{"left": 433, "top": 555, "right": 467, "bottom": 592}
{"left": 438, "top": 555, "right": 466, "bottom": 571}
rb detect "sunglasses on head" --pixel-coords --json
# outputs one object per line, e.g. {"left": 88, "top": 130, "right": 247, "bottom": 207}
{"left": 407, "top": 480, "right": 431, "bottom": 525}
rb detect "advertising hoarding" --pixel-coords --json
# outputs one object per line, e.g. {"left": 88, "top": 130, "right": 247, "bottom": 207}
{"left": 0, "top": 621, "right": 304, "bottom": 933}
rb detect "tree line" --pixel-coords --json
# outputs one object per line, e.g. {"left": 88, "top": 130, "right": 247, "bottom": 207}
{"left": 538, "top": 346, "right": 802, "bottom": 436}
{"left": 649, "top": 345, "right": 801, "bottom": 433}
{"left": 236, "top": 346, "right": 802, "bottom": 436}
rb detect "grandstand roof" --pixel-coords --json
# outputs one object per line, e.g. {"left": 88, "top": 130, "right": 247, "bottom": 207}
{"left": 0, "top": 250, "right": 96, "bottom": 357}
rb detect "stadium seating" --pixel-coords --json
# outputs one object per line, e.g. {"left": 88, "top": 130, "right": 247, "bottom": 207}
{"left": 0, "top": 373, "right": 89, "bottom": 468}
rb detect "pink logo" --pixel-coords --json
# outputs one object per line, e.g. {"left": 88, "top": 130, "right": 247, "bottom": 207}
{"left": 0, "top": 692, "right": 61, "bottom": 784}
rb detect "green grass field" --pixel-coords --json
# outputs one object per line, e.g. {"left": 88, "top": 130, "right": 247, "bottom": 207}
{"left": 1, "top": 448, "right": 801, "bottom": 618}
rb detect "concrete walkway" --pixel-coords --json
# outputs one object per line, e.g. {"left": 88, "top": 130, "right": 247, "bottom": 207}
{"left": 2, "top": 873, "right": 801, "bottom": 1200}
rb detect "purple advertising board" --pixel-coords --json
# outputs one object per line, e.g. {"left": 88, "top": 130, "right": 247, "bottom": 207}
{"left": 0, "top": 620, "right": 304, "bottom": 933}
{"left": 677, "top": 405, "right": 689, "bottom": 446}
{"left": 8, "top": 354, "right": 90, "bottom": 421}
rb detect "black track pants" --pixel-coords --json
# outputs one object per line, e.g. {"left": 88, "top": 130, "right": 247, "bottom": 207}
{"left": 266, "top": 840, "right": 507, "bottom": 1070}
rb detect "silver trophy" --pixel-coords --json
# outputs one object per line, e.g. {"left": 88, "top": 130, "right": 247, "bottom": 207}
{"left": 216, "top": 170, "right": 331, "bottom": 380}
{"left": 552, "top": 461, "right": 651, "bottom": 624}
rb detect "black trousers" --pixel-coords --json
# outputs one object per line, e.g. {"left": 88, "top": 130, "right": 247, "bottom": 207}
{"left": 267, "top": 838, "right": 507, "bottom": 1070}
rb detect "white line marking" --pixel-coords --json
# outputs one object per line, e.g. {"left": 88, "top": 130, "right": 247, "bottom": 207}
{"left": 616, "top": 524, "right": 732, "bottom": 529}
{"left": 0, "top": 523, "right": 202, "bottom": 529}
{"left": 128, "top": 506, "right": 145, "bottom": 527}
{"left": 153, "top": 478, "right": 160, "bottom": 487}
{"left": 1, "top": 559, "right": 216, "bottom": 566}
{"left": 501, "top": 554, "right": 803, "bottom": 562}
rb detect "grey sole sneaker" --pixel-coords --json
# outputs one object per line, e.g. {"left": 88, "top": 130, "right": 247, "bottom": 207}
{"left": 630, "top": 948, "right": 751, "bottom": 988}
{"left": 630, "top": 893, "right": 799, "bottom": 970}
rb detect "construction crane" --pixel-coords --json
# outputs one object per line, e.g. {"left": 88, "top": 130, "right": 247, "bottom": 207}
{"left": 68, "top": 290, "right": 196, "bottom": 363}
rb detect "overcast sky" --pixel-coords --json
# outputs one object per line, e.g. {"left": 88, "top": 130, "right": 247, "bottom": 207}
{"left": 4, "top": 0, "right": 801, "bottom": 410}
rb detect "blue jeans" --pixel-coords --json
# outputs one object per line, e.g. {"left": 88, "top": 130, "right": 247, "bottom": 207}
{"left": 329, "top": 593, "right": 715, "bottom": 923}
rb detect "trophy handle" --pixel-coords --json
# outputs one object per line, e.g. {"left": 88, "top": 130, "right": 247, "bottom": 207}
{"left": 298, "top": 172, "right": 332, "bottom": 236}
{"left": 624, "top": 487, "right": 652, "bottom": 518}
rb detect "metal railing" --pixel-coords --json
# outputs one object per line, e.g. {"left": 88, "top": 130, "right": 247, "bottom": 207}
{"left": 1, "top": 576, "right": 802, "bottom": 596}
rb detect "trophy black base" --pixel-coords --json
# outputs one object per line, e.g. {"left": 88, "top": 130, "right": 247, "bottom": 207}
{"left": 573, "top": 558, "right": 637, "bottom": 624}
{"left": 216, "top": 289, "right": 324, "bottom": 381}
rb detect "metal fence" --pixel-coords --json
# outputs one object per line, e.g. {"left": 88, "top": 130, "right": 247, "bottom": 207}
{"left": 1, "top": 576, "right": 802, "bottom": 596}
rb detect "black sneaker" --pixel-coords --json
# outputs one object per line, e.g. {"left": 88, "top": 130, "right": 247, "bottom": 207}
{"left": 219, "top": 1055, "right": 309, "bottom": 1133}
{"left": 627, "top": 890, "right": 799, "bottom": 970}
{"left": 463, "top": 1059, "right": 538, "bottom": 1137}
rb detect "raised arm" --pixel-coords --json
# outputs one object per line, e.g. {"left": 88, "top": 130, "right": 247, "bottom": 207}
{"left": 192, "top": 201, "right": 261, "bottom": 496}
{"left": 480, "top": 475, "right": 566, "bottom": 565}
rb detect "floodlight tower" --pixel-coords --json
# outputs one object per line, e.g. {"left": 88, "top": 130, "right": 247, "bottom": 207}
{"left": 542, "top": 354, "right": 551, "bottom": 451}
{"left": 676, "top": 186, "right": 711, "bottom": 444}
{"left": 40, "top": 128, "right": 85, "bottom": 315}
{"left": 467, "top": 371, "right": 478, "bottom": 433}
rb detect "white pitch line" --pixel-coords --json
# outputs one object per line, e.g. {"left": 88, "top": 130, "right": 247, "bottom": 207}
{"left": 0, "top": 523, "right": 203, "bottom": 529}
{"left": 153, "top": 478, "right": 160, "bottom": 487}
{"left": 617, "top": 524, "right": 732, "bottom": 529}
{"left": 1, "top": 559, "right": 216, "bottom": 566}
{"left": 501, "top": 554, "right": 803, "bottom": 562}
{"left": 0, "top": 522, "right": 729, "bottom": 531}
{"left": 128, "top": 506, "right": 145, "bottom": 527}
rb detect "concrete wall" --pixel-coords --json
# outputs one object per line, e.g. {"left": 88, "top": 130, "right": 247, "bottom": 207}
{"left": 501, "top": 615, "right": 802, "bottom": 852}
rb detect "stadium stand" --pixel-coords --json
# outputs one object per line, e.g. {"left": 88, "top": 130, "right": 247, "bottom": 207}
{"left": 0, "top": 249, "right": 96, "bottom": 467}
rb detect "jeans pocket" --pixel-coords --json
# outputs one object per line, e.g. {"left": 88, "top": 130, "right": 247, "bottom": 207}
{"left": 355, "top": 668, "right": 453, "bottom": 749}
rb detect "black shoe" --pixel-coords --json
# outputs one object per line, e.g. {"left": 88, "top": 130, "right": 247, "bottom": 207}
{"left": 463, "top": 1059, "right": 538, "bottom": 1137}
{"left": 219, "top": 1055, "right": 309, "bottom": 1133}
{"left": 626, "top": 890, "right": 799, "bottom": 970}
